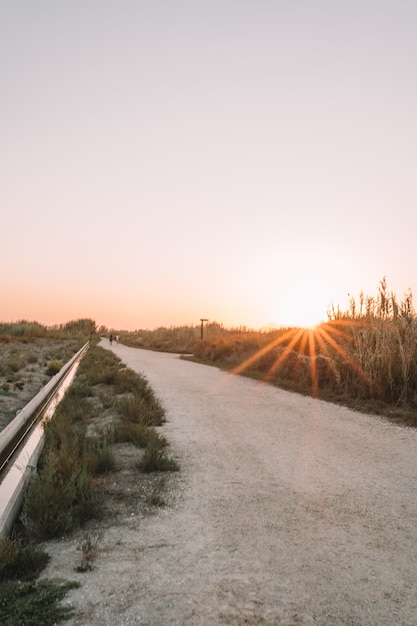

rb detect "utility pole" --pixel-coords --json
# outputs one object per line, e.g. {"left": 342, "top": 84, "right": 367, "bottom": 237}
{"left": 200, "top": 318, "right": 208, "bottom": 340}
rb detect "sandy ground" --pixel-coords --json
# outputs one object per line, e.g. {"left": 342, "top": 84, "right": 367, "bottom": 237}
{"left": 40, "top": 340, "right": 417, "bottom": 625}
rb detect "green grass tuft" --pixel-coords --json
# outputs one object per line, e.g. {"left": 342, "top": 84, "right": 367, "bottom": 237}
{"left": 138, "top": 431, "right": 179, "bottom": 473}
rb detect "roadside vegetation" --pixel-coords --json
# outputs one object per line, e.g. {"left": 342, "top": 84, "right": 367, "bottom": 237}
{"left": 0, "top": 318, "right": 96, "bottom": 344}
{"left": 0, "top": 331, "right": 178, "bottom": 624}
{"left": 0, "top": 320, "right": 94, "bottom": 421}
{"left": 113, "top": 279, "right": 417, "bottom": 425}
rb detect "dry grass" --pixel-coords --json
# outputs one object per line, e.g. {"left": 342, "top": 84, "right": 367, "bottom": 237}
{"left": 111, "top": 280, "right": 417, "bottom": 424}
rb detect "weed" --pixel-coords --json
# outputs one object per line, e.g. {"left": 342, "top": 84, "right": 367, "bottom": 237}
{"left": 72, "top": 469, "right": 103, "bottom": 525}
{"left": 7, "top": 360, "right": 21, "bottom": 373}
{"left": 112, "top": 420, "right": 150, "bottom": 447}
{"left": 21, "top": 467, "right": 76, "bottom": 540}
{"left": 46, "top": 360, "right": 62, "bottom": 376}
{"left": 74, "top": 382, "right": 93, "bottom": 397}
{"left": 22, "top": 459, "right": 101, "bottom": 540}
{"left": 0, "top": 538, "right": 15, "bottom": 575}
{"left": 145, "top": 477, "right": 167, "bottom": 507}
{"left": 78, "top": 530, "right": 104, "bottom": 571}
{"left": 75, "top": 560, "right": 93, "bottom": 573}
{"left": 0, "top": 579, "right": 79, "bottom": 625}
{"left": 138, "top": 431, "right": 179, "bottom": 473}
{"left": 84, "top": 436, "right": 115, "bottom": 475}
{"left": 146, "top": 492, "right": 166, "bottom": 507}
{"left": 117, "top": 395, "right": 165, "bottom": 427}
{"left": 0, "top": 539, "right": 49, "bottom": 582}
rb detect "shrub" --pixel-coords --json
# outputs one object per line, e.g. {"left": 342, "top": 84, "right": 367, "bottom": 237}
{"left": 22, "top": 463, "right": 101, "bottom": 540}
{"left": 112, "top": 420, "right": 150, "bottom": 447}
{"left": 72, "top": 469, "right": 102, "bottom": 524}
{"left": 0, "top": 539, "right": 49, "bottom": 582}
{"left": 117, "top": 395, "right": 165, "bottom": 427}
{"left": 46, "top": 360, "right": 62, "bottom": 376}
{"left": 138, "top": 431, "right": 179, "bottom": 473}
{"left": 0, "top": 579, "right": 79, "bottom": 626}
{"left": 7, "top": 360, "right": 21, "bottom": 373}
{"left": 22, "top": 467, "right": 76, "bottom": 540}
{"left": 83, "top": 436, "right": 115, "bottom": 474}
{"left": 145, "top": 477, "right": 167, "bottom": 507}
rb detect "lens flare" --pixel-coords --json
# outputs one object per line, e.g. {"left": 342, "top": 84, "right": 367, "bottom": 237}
{"left": 229, "top": 320, "right": 370, "bottom": 397}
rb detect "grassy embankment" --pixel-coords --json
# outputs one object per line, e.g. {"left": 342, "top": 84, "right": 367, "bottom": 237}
{"left": 0, "top": 321, "right": 178, "bottom": 625}
{"left": 116, "top": 280, "right": 417, "bottom": 425}
{"left": 0, "top": 319, "right": 93, "bottom": 399}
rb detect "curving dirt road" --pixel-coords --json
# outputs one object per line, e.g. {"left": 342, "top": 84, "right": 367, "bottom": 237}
{"left": 70, "top": 341, "right": 417, "bottom": 625}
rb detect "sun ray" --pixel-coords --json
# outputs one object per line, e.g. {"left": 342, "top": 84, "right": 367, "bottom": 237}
{"left": 308, "top": 329, "right": 318, "bottom": 396}
{"left": 320, "top": 323, "right": 352, "bottom": 342}
{"left": 264, "top": 328, "right": 305, "bottom": 382}
{"left": 298, "top": 330, "right": 310, "bottom": 355}
{"left": 226, "top": 315, "right": 373, "bottom": 400}
{"left": 317, "top": 326, "right": 370, "bottom": 384}
{"left": 229, "top": 327, "right": 299, "bottom": 377}
{"left": 314, "top": 327, "right": 332, "bottom": 359}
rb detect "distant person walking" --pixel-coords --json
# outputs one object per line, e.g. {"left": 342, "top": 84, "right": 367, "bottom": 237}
{"left": 110, "top": 333, "right": 113, "bottom": 346}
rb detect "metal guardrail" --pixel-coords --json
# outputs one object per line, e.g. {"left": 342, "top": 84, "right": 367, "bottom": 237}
{"left": 0, "top": 341, "right": 90, "bottom": 538}
{"left": 0, "top": 341, "right": 89, "bottom": 470}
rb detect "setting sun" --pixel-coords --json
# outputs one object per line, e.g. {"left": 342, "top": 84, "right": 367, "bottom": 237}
{"left": 264, "top": 287, "right": 332, "bottom": 332}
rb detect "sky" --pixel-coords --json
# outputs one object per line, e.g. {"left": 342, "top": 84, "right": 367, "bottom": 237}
{"left": 1, "top": 1, "right": 416, "bottom": 331}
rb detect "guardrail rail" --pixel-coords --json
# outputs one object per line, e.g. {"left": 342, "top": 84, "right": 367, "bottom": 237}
{"left": 0, "top": 341, "right": 89, "bottom": 538}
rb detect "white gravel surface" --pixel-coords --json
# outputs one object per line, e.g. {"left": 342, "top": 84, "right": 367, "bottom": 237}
{"left": 51, "top": 341, "right": 417, "bottom": 625}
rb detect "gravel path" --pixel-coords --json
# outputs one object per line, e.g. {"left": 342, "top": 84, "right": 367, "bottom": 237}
{"left": 66, "top": 341, "right": 417, "bottom": 625}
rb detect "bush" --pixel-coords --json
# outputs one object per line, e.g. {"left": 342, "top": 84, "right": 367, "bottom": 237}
{"left": 0, "top": 579, "right": 79, "bottom": 625}
{"left": 117, "top": 395, "right": 165, "bottom": 427}
{"left": 138, "top": 431, "right": 179, "bottom": 473}
{"left": 84, "top": 436, "right": 115, "bottom": 475}
{"left": 46, "top": 360, "right": 62, "bottom": 376}
{"left": 72, "top": 469, "right": 102, "bottom": 524}
{"left": 22, "top": 463, "right": 101, "bottom": 541}
{"left": 112, "top": 421, "right": 150, "bottom": 447}
{"left": 0, "top": 539, "right": 49, "bottom": 582}
{"left": 7, "top": 360, "right": 21, "bottom": 373}
{"left": 22, "top": 467, "right": 77, "bottom": 540}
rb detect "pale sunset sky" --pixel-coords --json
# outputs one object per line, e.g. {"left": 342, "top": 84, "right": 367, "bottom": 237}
{"left": 1, "top": 1, "right": 416, "bottom": 330}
